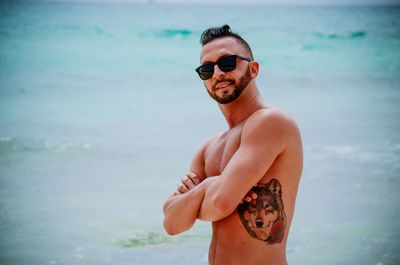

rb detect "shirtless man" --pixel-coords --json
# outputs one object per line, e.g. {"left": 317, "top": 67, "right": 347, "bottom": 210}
{"left": 162, "top": 25, "right": 303, "bottom": 265}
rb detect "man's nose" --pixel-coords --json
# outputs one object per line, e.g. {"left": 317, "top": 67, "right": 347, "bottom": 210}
{"left": 212, "top": 64, "right": 225, "bottom": 79}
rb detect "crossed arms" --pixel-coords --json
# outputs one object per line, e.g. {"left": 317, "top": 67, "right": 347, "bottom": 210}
{"left": 162, "top": 110, "right": 293, "bottom": 235}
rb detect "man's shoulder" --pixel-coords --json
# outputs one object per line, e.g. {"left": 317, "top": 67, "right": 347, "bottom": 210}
{"left": 245, "top": 107, "right": 298, "bottom": 134}
{"left": 239, "top": 107, "right": 301, "bottom": 153}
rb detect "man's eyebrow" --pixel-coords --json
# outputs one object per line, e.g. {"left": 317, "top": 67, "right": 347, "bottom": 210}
{"left": 200, "top": 60, "right": 213, "bottom": 65}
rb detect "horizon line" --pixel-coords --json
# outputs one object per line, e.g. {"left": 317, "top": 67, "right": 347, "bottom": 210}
{"left": 15, "top": 0, "right": 400, "bottom": 6}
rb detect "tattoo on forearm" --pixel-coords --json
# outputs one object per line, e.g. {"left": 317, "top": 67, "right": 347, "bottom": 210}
{"left": 237, "top": 178, "right": 286, "bottom": 244}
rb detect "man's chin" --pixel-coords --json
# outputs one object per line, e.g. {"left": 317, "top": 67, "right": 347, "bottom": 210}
{"left": 215, "top": 90, "right": 232, "bottom": 101}
{"left": 214, "top": 95, "right": 237, "bottom": 104}
{"left": 207, "top": 86, "right": 242, "bottom": 104}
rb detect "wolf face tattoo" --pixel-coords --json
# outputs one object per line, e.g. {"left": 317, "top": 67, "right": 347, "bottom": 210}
{"left": 237, "top": 178, "right": 286, "bottom": 244}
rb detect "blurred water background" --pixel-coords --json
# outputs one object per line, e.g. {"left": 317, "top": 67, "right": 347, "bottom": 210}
{"left": 0, "top": 1, "right": 399, "bottom": 264}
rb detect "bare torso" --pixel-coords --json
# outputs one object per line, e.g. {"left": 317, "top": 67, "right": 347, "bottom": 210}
{"left": 203, "top": 108, "right": 303, "bottom": 265}
{"left": 162, "top": 33, "right": 304, "bottom": 265}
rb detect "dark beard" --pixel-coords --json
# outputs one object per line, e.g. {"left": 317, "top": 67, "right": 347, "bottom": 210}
{"left": 207, "top": 66, "right": 252, "bottom": 104}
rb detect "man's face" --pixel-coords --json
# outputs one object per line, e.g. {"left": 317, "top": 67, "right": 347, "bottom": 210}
{"left": 199, "top": 37, "right": 254, "bottom": 104}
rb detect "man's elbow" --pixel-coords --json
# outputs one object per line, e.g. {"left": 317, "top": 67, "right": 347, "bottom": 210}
{"left": 163, "top": 219, "right": 179, "bottom": 236}
{"left": 163, "top": 217, "right": 192, "bottom": 236}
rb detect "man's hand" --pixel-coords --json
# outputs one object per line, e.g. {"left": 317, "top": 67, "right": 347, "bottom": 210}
{"left": 174, "top": 172, "right": 204, "bottom": 195}
{"left": 240, "top": 189, "right": 258, "bottom": 204}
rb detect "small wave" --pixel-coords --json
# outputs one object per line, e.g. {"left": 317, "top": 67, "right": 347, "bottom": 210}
{"left": 94, "top": 26, "right": 104, "bottom": 35}
{"left": 0, "top": 136, "right": 92, "bottom": 156}
{"left": 0, "top": 137, "right": 36, "bottom": 155}
{"left": 0, "top": 136, "right": 12, "bottom": 142}
{"left": 43, "top": 24, "right": 112, "bottom": 38}
{"left": 44, "top": 140, "right": 92, "bottom": 152}
{"left": 160, "top": 28, "right": 192, "bottom": 38}
{"left": 301, "top": 44, "right": 329, "bottom": 51}
{"left": 141, "top": 28, "right": 193, "bottom": 39}
{"left": 287, "top": 245, "right": 302, "bottom": 253}
{"left": 325, "top": 145, "right": 354, "bottom": 155}
{"left": 314, "top": 30, "right": 367, "bottom": 40}
{"left": 302, "top": 44, "right": 317, "bottom": 50}
{"left": 117, "top": 232, "right": 169, "bottom": 248}
{"left": 309, "top": 144, "right": 400, "bottom": 165}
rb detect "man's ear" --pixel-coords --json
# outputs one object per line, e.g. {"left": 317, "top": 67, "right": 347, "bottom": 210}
{"left": 249, "top": 61, "right": 259, "bottom": 79}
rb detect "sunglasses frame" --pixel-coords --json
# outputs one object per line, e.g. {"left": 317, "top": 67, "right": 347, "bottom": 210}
{"left": 195, "top": 54, "right": 252, "bottom": 80}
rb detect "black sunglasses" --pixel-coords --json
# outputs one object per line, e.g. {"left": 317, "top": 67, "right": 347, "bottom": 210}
{"left": 195, "top": 54, "right": 252, "bottom": 80}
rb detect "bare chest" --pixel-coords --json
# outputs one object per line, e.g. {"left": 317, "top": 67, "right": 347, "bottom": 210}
{"left": 204, "top": 126, "right": 243, "bottom": 177}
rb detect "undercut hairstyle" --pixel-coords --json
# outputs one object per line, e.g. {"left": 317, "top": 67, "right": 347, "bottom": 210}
{"left": 200, "top": 24, "right": 254, "bottom": 60}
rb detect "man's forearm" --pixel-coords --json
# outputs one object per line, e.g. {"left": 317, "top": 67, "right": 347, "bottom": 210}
{"left": 163, "top": 180, "right": 208, "bottom": 235}
{"left": 197, "top": 176, "right": 236, "bottom": 222}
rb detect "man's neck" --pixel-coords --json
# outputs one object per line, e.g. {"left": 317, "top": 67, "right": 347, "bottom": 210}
{"left": 219, "top": 86, "right": 266, "bottom": 129}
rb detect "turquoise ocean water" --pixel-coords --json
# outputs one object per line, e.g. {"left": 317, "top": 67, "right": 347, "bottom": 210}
{"left": 0, "top": 2, "right": 399, "bottom": 264}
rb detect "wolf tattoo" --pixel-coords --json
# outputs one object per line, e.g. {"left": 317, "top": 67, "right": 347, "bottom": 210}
{"left": 237, "top": 178, "right": 286, "bottom": 244}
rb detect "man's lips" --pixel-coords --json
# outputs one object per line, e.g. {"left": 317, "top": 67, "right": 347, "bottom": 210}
{"left": 215, "top": 81, "right": 233, "bottom": 90}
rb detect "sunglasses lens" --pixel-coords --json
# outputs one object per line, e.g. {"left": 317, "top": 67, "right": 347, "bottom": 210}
{"left": 195, "top": 55, "right": 239, "bottom": 80}
{"left": 218, "top": 56, "right": 237, "bottom": 72}
{"left": 197, "top": 64, "right": 214, "bottom": 80}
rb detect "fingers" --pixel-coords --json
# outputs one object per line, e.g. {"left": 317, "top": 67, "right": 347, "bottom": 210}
{"left": 182, "top": 177, "right": 196, "bottom": 190}
{"left": 177, "top": 183, "right": 188, "bottom": 194}
{"left": 244, "top": 195, "right": 252, "bottom": 202}
{"left": 240, "top": 195, "right": 251, "bottom": 204}
{"left": 186, "top": 172, "right": 202, "bottom": 185}
{"left": 240, "top": 191, "right": 258, "bottom": 204}
{"left": 182, "top": 172, "right": 203, "bottom": 189}
{"left": 175, "top": 172, "right": 202, "bottom": 194}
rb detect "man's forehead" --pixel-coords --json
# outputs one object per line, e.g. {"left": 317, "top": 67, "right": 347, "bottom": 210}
{"left": 200, "top": 37, "right": 248, "bottom": 63}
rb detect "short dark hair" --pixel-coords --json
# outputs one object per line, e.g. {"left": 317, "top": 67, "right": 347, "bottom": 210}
{"left": 200, "top": 24, "right": 254, "bottom": 60}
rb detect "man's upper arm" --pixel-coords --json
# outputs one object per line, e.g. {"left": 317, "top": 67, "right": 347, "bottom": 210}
{"left": 188, "top": 135, "right": 217, "bottom": 180}
{"left": 198, "top": 110, "right": 293, "bottom": 221}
